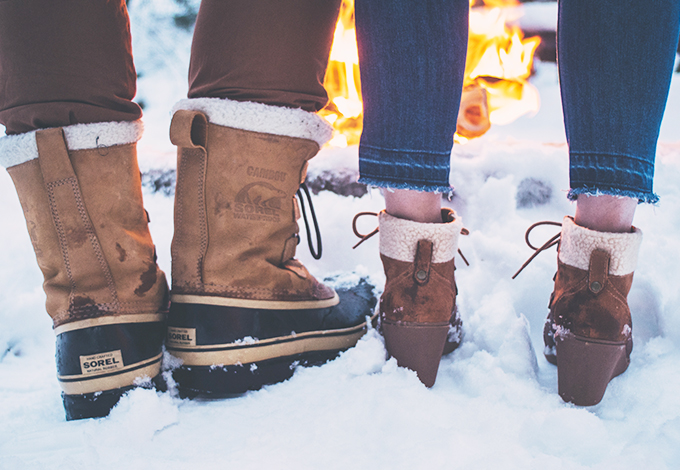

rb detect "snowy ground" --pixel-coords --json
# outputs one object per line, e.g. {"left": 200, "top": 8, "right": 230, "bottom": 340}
{"left": 2, "top": 3, "right": 680, "bottom": 469}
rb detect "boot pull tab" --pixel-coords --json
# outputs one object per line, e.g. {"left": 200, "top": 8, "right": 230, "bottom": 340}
{"left": 588, "top": 249, "right": 610, "bottom": 294}
{"left": 414, "top": 240, "right": 433, "bottom": 285}
{"left": 170, "top": 110, "right": 208, "bottom": 149}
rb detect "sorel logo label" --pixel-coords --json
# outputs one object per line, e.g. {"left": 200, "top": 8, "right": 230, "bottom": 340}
{"left": 232, "top": 182, "right": 285, "bottom": 223}
{"left": 80, "top": 350, "right": 124, "bottom": 375}
{"left": 167, "top": 327, "right": 196, "bottom": 346}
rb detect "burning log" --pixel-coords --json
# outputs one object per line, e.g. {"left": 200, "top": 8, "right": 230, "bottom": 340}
{"left": 456, "top": 85, "right": 491, "bottom": 139}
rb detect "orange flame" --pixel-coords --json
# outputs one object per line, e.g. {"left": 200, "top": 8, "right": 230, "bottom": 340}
{"left": 321, "top": 0, "right": 541, "bottom": 147}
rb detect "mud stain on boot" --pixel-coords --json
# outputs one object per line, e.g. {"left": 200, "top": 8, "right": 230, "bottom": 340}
{"left": 72, "top": 295, "right": 95, "bottom": 308}
{"left": 115, "top": 243, "right": 127, "bottom": 262}
{"left": 135, "top": 262, "right": 158, "bottom": 297}
{"left": 66, "top": 227, "right": 88, "bottom": 248}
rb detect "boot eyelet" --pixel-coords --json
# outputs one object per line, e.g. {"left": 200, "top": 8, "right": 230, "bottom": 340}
{"left": 590, "top": 281, "right": 602, "bottom": 293}
{"left": 415, "top": 270, "right": 427, "bottom": 281}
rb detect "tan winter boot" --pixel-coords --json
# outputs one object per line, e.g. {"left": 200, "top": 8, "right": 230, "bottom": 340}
{"left": 1, "top": 121, "right": 168, "bottom": 420}
{"left": 542, "top": 216, "right": 641, "bottom": 405}
{"left": 377, "top": 208, "right": 464, "bottom": 387}
{"left": 166, "top": 98, "right": 376, "bottom": 396}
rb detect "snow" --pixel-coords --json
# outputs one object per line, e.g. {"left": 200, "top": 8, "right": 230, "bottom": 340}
{"left": 2, "top": 2, "right": 680, "bottom": 469}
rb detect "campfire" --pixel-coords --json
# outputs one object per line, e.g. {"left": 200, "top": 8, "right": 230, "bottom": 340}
{"left": 320, "top": 0, "right": 541, "bottom": 147}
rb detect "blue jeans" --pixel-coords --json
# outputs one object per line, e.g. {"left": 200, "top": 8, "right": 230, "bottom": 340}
{"left": 560, "top": 0, "right": 680, "bottom": 203}
{"left": 355, "top": 0, "right": 468, "bottom": 193}
{"left": 357, "top": 0, "right": 680, "bottom": 202}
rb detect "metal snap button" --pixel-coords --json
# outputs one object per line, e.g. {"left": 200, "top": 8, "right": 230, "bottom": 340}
{"left": 590, "top": 281, "right": 602, "bottom": 293}
{"left": 416, "top": 270, "right": 427, "bottom": 281}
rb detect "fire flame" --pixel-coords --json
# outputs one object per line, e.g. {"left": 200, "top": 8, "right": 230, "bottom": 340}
{"left": 321, "top": 0, "right": 541, "bottom": 147}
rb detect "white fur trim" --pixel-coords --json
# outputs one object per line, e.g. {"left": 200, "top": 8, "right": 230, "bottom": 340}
{"left": 378, "top": 210, "right": 463, "bottom": 264}
{"left": 0, "top": 120, "right": 144, "bottom": 169}
{"left": 558, "top": 216, "right": 642, "bottom": 276}
{"left": 172, "top": 98, "right": 332, "bottom": 148}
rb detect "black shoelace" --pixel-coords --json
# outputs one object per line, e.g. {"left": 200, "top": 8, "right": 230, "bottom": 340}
{"left": 297, "top": 183, "right": 322, "bottom": 260}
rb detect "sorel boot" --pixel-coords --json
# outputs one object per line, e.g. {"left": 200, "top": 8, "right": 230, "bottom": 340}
{"left": 166, "top": 98, "right": 376, "bottom": 396}
{"left": 1, "top": 122, "right": 168, "bottom": 420}
{"left": 542, "top": 217, "right": 641, "bottom": 405}
{"left": 377, "top": 208, "right": 464, "bottom": 387}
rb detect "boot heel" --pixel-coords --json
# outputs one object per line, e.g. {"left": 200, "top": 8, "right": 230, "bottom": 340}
{"left": 62, "top": 374, "right": 166, "bottom": 420}
{"left": 555, "top": 332, "right": 630, "bottom": 406}
{"left": 382, "top": 320, "right": 450, "bottom": 387}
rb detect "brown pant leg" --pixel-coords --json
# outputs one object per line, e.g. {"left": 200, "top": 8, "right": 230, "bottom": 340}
{"left": 188, "top": 0, "right": 341, "bottom": 113}
{"left": 0, "top": 0, "right": 141, "bottom": 135}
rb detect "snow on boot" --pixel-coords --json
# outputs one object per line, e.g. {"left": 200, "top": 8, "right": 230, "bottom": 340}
{"left": 542, "top": 216, "right": 641, "bottom": 406}
{"left": 1, "top": 122, "right": 169, "bottom": 420}
{"left": 167, "top": 98, "right": 376, "bottom": 396}
{"left": 376, "top": 208, "right": 464, "bottom": 387}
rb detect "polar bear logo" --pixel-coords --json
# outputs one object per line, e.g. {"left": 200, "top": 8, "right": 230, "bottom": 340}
{"left": 235, "top": 182, "right": 286, "bottom": 209}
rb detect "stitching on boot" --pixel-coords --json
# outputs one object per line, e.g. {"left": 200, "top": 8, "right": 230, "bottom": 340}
{"left": 67, "top": 178, "right": 119, "bottom": 307}
{"left": 197, "top": 149, "right": 208, "bottom": 284}
{"left": 46, "top": 179, "right": 78, "bottom": 301}
{"left": 47, "top": 177, "right": 120, "bottom": 309}
{"left": 173, "top": 151, "right": 187, "bottom": 278}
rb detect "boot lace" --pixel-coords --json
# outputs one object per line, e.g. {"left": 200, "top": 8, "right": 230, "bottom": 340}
{"left": 351, "top": 211, "right": 470, "bottom": 266}
{"left": 512, "top": 221, "right": 562, "bottom": 279}
{"left": 297, "top": 183, "right": 323, "bottom": 260}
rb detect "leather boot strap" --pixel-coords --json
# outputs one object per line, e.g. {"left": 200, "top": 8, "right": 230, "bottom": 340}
{"left": 36, "top": 128, "right": 118, "bottom": 307}
{"left": 169, "top": 110, "right": 209, "bottom": 286}
{"left": 414, "top": 240, "right": 433, "bottom": 285}
{"left": 588, "top": 249, "right": 610, "bottom": 294}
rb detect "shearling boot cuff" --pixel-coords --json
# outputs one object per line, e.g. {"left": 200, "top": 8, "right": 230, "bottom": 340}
{"left": 558, "top": 216, "right": 642, "bottom": 276}
{"left": 172, "top": 97, "right": 333, "bottom": 148}
{"left": 378, "top": 208, "right": 463, "bottom": 263}
{"left": 0, "top": 120, "right": 144, "bottom": 169}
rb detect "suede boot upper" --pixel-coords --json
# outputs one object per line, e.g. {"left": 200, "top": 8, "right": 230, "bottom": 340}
{"left": 3, "top": 122, "right": 168, "bottom": 330}
{"left": 170, "top": 98, "right": 337, "bottom": 308}
{"left": 549, "top": 217, "right": 642, "bottom": 343}
{"left": 378, "top": 208, "right": 463, "bottom": 325}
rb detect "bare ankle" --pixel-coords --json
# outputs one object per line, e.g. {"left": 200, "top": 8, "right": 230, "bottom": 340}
{"left": 383, "top": 188, "right": 442, "bottom": 223}
{"left": 574, "top": 194, "right": 637, "bottom": 233}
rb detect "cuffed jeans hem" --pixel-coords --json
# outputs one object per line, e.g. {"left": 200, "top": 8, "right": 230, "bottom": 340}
{"left": 567, "top": 186, "right": 659, "bottom": 204}
{"left": 358, "top": 145, "right": 452, "bottom": 194}
{"left": 569, "top": 151, "right": 656, "bottom": 203}
{"left": 358, "top": 176, "right": 452, "bottom": 194}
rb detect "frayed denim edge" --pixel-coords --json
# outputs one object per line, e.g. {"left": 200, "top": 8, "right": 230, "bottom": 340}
{"left": 358, "top": 176, "right": 453, "bottom": 197}
{"left": 567, "top": 187, "right": 659, "bottom": 205}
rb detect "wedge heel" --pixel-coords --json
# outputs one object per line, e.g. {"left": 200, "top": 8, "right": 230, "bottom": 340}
{"left": 555, "top": 332, "right": 631, "bottom": 406}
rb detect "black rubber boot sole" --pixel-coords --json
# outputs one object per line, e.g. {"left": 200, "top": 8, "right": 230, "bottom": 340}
{"left": 56, "top": 321, "right": 166, "bottom": 420}
{"left": 167, "top": 277, "right": 377, "bottom": 396}
{"left": 173, "top": 350, "right": 343, "bottom": 398}
{"left": 63, "top": 373, "right": 166, "bottom": 421}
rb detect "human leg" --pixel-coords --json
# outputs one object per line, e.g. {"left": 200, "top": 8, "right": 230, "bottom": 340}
{"left": 0, "top": 0, "right": 168, "bottom": 420}
{"left": 354, "top": 0, "right": 469, "bottom": 386}
{"left": 0, "top": 0, "right": 142, "bottom": 134}
{"left": 545, "top": 0, "right": 680, "bottom": 404}
{"left": 166, "top": 0, "right": 376, "bottom": 396}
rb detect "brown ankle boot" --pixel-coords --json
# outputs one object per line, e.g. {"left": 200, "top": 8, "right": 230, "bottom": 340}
{"left": 377, "top": 208, "right": 464, "bottom": 387}
{"left": 1, "top": 122, "right": 169, "bottom": 420}
{"left": 542, "top": 217, "right": 641, "bottom": 405}
{"left": 166, "top": 98, "right": 376, "bottom": 396}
